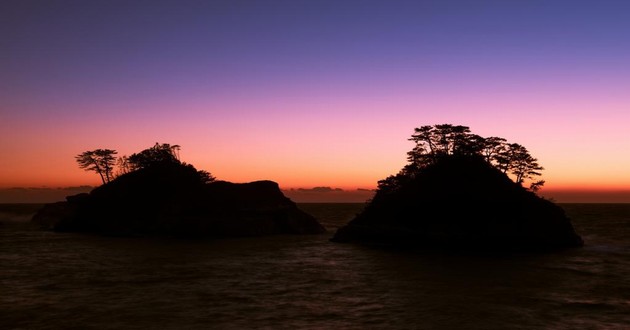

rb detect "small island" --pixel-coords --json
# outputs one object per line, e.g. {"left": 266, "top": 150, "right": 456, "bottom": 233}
{"left": 32, "top": 143, "right": 326, "bottom": 237}
{"left": 331, "top": 124, "right": 583, "bottom": 252}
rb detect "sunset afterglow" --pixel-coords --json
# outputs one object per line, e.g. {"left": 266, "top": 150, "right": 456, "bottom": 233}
{"left": 2, "top": 1, "right": 630, "bottom": 202}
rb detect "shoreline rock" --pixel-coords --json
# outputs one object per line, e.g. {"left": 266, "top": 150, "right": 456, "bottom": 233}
{"left": 331, "top": 156, "right": 583, "bottom": 252}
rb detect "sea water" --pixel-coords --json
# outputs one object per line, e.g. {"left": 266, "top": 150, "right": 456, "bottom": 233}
{"left": 1, "top": 203, "right": 629, "bottom": 329}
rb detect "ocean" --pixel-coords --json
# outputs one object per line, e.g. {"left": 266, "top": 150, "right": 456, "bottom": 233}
{"left": 1, "top": 203, "right": 629, "bottom": 329}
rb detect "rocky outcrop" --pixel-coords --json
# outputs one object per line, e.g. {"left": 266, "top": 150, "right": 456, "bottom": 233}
{"left": 331, "top": 156, "right": 583, "bottom": 252}
{"left": 32, "top": 163, "right": 325, "bottom": 237}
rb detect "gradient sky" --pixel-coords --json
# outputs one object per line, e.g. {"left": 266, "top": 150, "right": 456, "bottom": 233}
{"left": 1, "top": 0, "right": 630, "bottom": 201}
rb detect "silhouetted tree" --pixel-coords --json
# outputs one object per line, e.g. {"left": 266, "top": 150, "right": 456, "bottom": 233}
{"left": 76, "top": 142, "right": 216, "bottom": 185}
{"left": 197, "top": 169, "right": 216, "bottom": 184}
{"left": 121, "top": 143, "right": 216, "bottom": 184}
{"left": 114, "top": 155, "right": 131, "bottom": 178}
{"left": 503, "top": 143, "right": 544, "bottom": 186}
{"left": 404, "top": 124, "right": 545, "bottom": 191}
{"left": 376, "top": 174, "right": 402, "bottom": 194}
{"left": 75, "top": 149, "right": 118, "bottom": 184}
{"left": 171, "top": 144, "right": 181, "bottom": 161}
{"left": 481, "top": 136, "right": 508, "bottom": 163}
{"left": 529, "top": 179, "right": 546, "bottom": 192}
{"left": 407, "top": 124, "right": 487, "bottom": 168}
{"left": 127, "top": 143, "right": 181, "bottom": 170}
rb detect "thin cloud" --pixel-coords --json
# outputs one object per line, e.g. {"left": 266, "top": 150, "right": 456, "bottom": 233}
{"left": 295, "top": 187, "right": 344, "bottom": 193}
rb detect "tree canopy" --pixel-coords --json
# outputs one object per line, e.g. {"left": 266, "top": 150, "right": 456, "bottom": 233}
{"left": 76, "top": 143, "right": 215, "bottom": 185}
{"left": 75, "top": 149, "right": 118, "bottom": 184}
{"left": 127, "top": 143, "right": 181, "bottom": 170}
{"left": 383, "top": 124, "right": 545, "bottom": 192}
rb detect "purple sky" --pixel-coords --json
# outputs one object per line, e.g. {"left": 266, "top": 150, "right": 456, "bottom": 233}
{"left": 2, "top": 0, "right": 630, "bottom": 201}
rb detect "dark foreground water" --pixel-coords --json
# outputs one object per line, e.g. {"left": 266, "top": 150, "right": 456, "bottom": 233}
{"left": 1, "top": 203, "right": 629, "bottom": 329}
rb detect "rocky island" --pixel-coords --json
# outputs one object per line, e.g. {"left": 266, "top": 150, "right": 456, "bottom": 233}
{"left": 32, "top": 143, "right": 325, "bottom": 237}
{"left": 331, "top": 124, "right": 583, "bottom": 252}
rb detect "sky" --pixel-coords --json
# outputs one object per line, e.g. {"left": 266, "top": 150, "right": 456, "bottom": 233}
{"left": 1, "top": 0, "right": 630, "bottom": 202}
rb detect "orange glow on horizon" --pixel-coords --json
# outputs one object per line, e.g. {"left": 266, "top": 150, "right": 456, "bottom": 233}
{"left": 3, "top": 1, "right": 630, "bottom": 203}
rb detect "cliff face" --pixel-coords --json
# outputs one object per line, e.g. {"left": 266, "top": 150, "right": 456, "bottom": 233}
{"left": 331, "top": 156, "right": 583, "bottom": 252}
{"left": 32, "top": 164, "right": 325, "bottom": 237}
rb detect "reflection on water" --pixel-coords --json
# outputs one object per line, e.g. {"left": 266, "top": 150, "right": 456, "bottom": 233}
{"left": 1, "top": 203, "right": 629, "bottom": 329}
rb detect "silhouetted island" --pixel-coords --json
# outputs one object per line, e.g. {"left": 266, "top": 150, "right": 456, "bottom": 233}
{"left": 32, "top": 143, "right": 325, "bottom": 237}
{"left": 332, "top": 125, "right": 583, "bottom": 252}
